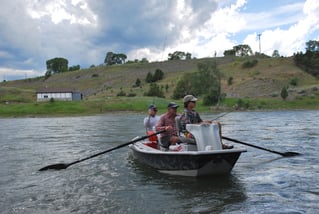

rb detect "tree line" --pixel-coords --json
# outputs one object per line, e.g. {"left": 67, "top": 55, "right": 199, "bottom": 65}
{"left": 293, "top": 40, "right": 319, "bottom": 78}
{"left": 42, "top": 43, "right": 282, "bottom": 76}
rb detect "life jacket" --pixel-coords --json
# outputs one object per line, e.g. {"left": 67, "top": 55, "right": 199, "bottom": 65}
{"left": 147, "top": 131, "right": 158, "bottom": 142}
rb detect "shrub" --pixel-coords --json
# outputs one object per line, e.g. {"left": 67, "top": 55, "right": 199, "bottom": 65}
{"left": 236, "top": 99, "right": 250, "bottom": 109}
{"left": 117, "top": 90, "right": 126, "bottom": 96}
{"left": 290, "top": 77, "right": 298, "bottom": 86}
{"left": 227, "top": 77, "right": 233, "bottom": 85}
{"left": 203, "top": 93, "right": 219, "bottom": 105}
{"left": 144, "top": 83, "right": 165, "bottom": 98}
{"left": 133, "top": 78, "right": 141, "bottom": 87}
{"left": 242, "top": 59, "right": 258, "bottom": 68}
{"left": 281, "top": 86, "right": 288, "bottom": 100}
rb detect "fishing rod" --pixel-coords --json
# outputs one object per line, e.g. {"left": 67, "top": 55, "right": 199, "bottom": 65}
{"left": 211, "top": 110, "right": 234, "bottom": 121}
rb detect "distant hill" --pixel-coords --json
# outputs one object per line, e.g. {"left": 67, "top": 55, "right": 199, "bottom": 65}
{"left": 1, "top": 56, "right": 319, "bottom": 103}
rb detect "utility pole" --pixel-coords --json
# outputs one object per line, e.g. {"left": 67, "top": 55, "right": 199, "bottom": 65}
{"left": 257, "top": 33, "right": 262, "bottom": 53}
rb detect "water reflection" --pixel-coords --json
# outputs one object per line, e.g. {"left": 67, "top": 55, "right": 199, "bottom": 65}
{"left": 127, "top": 155, "right": 247, "bottom": 213}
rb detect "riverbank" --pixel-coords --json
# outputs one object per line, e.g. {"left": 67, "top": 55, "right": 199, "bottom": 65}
{"left": 1, "top": 95, "right": 319, "bottom": 118}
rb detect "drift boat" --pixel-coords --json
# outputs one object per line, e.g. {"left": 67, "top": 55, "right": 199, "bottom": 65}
{"left": 129, "top": 123, "right": 246, "bottom": 177}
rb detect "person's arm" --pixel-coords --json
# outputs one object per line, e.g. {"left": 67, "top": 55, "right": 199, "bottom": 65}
{"left": 155, "top": 116, "right": 165, "bottom": 131}
{"left": 179, "top": 114, "right": 187, "bottom": 133}
{"left": 156, "top": 116, "right": 172, "bottom": 132}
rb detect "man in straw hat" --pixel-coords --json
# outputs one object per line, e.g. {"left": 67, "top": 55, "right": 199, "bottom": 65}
{"left": 179, "top": 95, "right": 233, "bottom": 149}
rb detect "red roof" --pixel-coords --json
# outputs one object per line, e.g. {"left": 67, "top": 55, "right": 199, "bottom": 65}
{"left": 36, "top": 88, "right": 78, "bottom": 93}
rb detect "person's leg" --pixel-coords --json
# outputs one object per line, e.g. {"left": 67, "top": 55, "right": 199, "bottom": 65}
{"left": 170, "top": 136, "right": 181, "bottom": 144}
{"left": 212, "top": 121, "right": 233, "bottom": 149}
{"left": 178, "top": 136, "right": 196, "bottom": 144}
{"left": 160, "top": 135, "right": 170, "bottom": 150}
{"left": 212, "top": 121, "right": 222, "bottom": 141}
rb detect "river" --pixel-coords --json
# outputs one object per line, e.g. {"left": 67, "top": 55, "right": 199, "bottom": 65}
{"left": 0, "top": 110, "right": 318, "bottom": 213}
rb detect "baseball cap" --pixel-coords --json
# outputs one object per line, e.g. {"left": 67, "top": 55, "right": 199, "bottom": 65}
{"left": 148, "top": 104, "right": 157, "bottom": 110}
{"left": 183, "top": 95, "right": 198, "bottom": 103}
{"left": 167, "top": 102, "right": 179, "bottom": 108}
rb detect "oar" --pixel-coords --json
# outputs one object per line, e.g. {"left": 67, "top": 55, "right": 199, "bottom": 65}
{"left": 39, "top": 130, "right": 165, "bottom": 171}
{"left": 222, "top": 136, "right": 300, "bottom": 157}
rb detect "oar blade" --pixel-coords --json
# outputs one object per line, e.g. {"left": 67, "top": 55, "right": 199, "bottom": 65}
{"left": 222, "top": 136, "right": 301, "bottom": 157}
{"left": 39, "top": 163, "right": 69, "bottom": 171}
{"left": 283, "top": 152, "right": 300, "bottom": 157}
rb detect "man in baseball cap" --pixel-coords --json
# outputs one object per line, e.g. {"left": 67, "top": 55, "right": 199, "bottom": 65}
{"left": 144, "top": 104, "right": 160, "bottom": 132}
{"left": 155, "top": 102, "right": 180, "bottom": 150}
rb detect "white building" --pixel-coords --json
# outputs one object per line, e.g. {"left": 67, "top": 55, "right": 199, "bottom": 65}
{"left": 36, "top": 88, "right": 83, "bottom": 102}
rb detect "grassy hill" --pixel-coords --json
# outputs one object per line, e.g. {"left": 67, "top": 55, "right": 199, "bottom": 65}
{"left": 1, "top": 56, "right": 319, "bottom": 116}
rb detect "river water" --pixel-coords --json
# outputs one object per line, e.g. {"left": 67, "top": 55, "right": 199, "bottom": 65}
{"left": 0, "top": 110, "right": 318, "bottom": 213}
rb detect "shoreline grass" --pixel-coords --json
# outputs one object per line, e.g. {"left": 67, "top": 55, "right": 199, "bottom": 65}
{"left": 1, "top": 95, "right": 318, "bottom": 118}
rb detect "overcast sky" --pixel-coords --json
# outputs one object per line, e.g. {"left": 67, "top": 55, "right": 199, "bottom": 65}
{"left": 0, "top": 0, "right": 318, "bottom": 81}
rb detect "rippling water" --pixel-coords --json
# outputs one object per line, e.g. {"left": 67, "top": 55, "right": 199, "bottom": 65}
{"left": 1, "top": 111, "right": 318, "bottom": 213}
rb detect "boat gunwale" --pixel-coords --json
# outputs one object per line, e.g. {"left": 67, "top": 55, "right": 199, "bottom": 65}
{"left": 129, "top": 141, "right": 247, "bottom": 156}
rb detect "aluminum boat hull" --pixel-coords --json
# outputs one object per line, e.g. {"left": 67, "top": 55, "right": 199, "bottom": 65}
{"left": 129, "top": 141, "right": 246, "bottom": 177}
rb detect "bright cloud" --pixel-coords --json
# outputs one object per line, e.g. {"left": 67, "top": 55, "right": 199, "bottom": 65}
{"left": 26, "top": 0, "right": 97, "bottom": 25}
{"left": 0, "top": 68, "right": 39, "bottom": 82}
{"left": 243, "top": 0, "right": 319, "bottom": 56}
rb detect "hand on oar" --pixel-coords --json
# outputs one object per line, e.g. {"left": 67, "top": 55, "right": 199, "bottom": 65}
{"left": 39, "top": 130, "right": 166, "bottom": 171}
{"left": 222, "top": 136, "right": 300, "bottom": 157}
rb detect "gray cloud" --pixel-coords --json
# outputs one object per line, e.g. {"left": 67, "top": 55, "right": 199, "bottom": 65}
{"left": 0, "top": 0, "right": 317, "bottom": 81}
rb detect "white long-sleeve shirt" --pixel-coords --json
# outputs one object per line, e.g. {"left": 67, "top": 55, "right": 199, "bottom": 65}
{"left": 143, "top": 115, "right": 160, "bottom": 131}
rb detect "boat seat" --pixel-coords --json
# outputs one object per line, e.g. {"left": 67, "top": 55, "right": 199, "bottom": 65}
{"left": 186, "top": 123, "right": 222, "bottom": 151}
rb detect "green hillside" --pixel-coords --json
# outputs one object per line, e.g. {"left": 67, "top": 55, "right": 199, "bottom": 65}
{"left": 1, "top": 56, "right": 319, "bottom": 116}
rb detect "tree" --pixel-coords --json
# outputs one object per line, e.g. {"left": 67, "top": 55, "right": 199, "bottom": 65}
{"left": 233, "top": 44, "right": 253, "bottom": 56}
{"left": 46, "top": 57, "right": 69, "bottom": 76}
{"left": 172, "top": 61, "right": 222, "bottom": 105}
{"left": 305, "top": 40, "right": 319, "bottom": 52}
{"left": 104, "top": 52, "right": 115, "bottom": 65}
{"left": 104, "top": 52, "right": 127, "bottom": 65}
{"left": 172, "top": 73, "right": 197, "bottom": 99}
{"left": 223, "top": 49, "right": 236, "bottom": 56}
{"left": 140, "top": 58, "right": 149, "bottom": 63}
{"left": 153, "top": 69, "right": 164, "bottom": 81}
{"left": 134, "top": 78, "right": 141, "bottom": 87}
{"left": 272, "top": 50, "right": 280, "bottom": 57}
{"left": 145, "top": 72, "right": 153, "bottom": 83}
{"left": 198, "top": 61, "right": 222, "bottom": 105}
{"left": 168, "top": 51, "right": 191, "bottom": 60}
{"left": 144, "top": 83, "right": 165, "bottom": 98}
{"left": 185, "top": 52, "right": 192, "bottom": 59}
{"left": 281, "top": 86, "right": 288, "bottom": 100}
{"left": 69, "top": 65, "right": 80, "bottom": 71}
{"left": 294, "top": 40, "right": 319, "bottom": 78}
